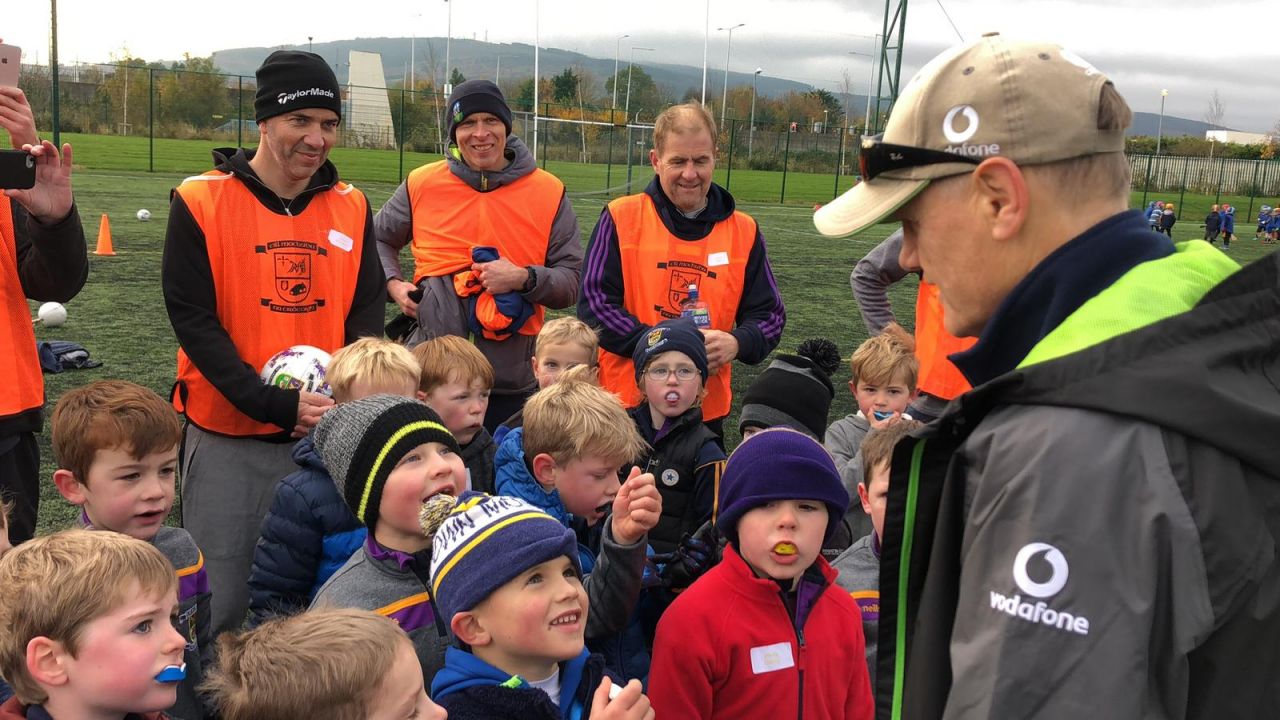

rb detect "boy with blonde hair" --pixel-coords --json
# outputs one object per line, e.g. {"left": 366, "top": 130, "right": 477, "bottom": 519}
{"left": 494, "top": 316, "right": 599, "bottom": 445}
{"left": 649, "top": 429, "right": 873, "bottom": 719}
{"left": 422, "top": 492, "right": 654, "bottom": 719}
{"left": 832, "top": 419, "right": 922, "bottom": 692}
{"left": 202, "top": 608, "right": 445, "bottom": 720}
{"left": 247, "top": 337, "right": 422, "bottom": 626}
{"left": 494, "top": 368, "right": 661, "bottom": 680}
{"left": 825, "top": 323, "right": 918, "bottom": 538}
{"left": 49, "top": 381, "right": 210, "bottom": 719}
{"left": 415, "top": 335, "right": 498, "bottom": 492}
{"left": 0, "top": 530, "right": 188, "bottom": 720}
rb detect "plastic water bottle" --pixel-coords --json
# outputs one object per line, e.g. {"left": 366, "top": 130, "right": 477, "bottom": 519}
{"left": 681, "top": 284, "right": 711, "bottom": 329}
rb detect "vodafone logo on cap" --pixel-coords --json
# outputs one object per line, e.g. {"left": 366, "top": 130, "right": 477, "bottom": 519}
{"left": 942, "top": 105, "right": 980, "bottom": 144}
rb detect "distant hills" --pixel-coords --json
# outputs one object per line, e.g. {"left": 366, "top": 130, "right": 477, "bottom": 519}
{"left": 209, "top": 37, "right": 1221, "bottom": 138}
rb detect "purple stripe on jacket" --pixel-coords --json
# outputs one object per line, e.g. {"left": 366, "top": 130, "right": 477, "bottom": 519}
{"left": 178, "top": 566, "right": 209, "bottom": 602}
{"left": 583, "top": 211, "right": 639, "bottom": 336}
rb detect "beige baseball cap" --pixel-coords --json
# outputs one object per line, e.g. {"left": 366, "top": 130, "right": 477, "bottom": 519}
{"left": 814, "top": 33, "right": 1127, "bottom": 238}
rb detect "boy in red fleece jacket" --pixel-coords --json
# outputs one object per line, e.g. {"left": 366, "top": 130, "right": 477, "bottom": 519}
{"left": 648, "top": 428, "right": 874, "bottom": 719}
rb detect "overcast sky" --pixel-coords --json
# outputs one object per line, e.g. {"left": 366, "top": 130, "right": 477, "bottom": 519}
{"left": 7, "top": 0, "right": 1278, "bottom": 132}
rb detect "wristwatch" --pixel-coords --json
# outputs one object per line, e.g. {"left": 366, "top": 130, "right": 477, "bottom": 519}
{"left": 523, "top": 266, "right": 537, "bottom": 293}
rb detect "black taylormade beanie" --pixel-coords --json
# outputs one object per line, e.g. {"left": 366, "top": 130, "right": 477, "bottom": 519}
{"left": 255, "top": 51, "right": 343, "bottom": 123}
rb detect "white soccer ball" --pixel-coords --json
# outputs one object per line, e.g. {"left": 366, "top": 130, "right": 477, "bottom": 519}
{"left": 37, "top": 302, "right": 67, "bottom": 327}
{"left": 259, "top": 345, "right": 332, "bottom": 396}
{"left": 136, "top": 209, "right": 152, "bottom": 222}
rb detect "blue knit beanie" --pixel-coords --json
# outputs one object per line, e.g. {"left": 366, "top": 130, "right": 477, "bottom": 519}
{"left": 631, "top": 317, "right": 709, "bottom": 385}
{"left": 716, "top": 429, "right": 850, "bottom": 544}
{"left": 422, "top": 492, "right": 579, "bottom": 624}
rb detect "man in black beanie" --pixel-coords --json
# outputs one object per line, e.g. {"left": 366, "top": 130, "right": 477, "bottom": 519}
{"left": 161, "top": 49, "right": 384, "bottom": 636}
{"left": 374, "top": 79, "right": 582, "bottom": 432}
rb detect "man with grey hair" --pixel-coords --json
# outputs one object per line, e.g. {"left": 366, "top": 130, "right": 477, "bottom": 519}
{"left": 816, "top": 34, "right": 1279, "bottom": 718}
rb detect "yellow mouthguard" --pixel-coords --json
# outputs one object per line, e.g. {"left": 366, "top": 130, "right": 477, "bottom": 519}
{"left": 773, "top": 542, "right": 797, "bottom": 556}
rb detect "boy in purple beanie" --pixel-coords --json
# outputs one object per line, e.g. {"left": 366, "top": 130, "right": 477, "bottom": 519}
{"left": 648, "top": 428, "right": 873, "bottom": 720}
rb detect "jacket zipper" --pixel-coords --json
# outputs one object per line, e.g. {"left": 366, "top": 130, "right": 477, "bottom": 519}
{"left": 796, "top": 626, "right": 806, "bottom": 720}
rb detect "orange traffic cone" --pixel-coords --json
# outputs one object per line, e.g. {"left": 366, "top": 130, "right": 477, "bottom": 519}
{"left": 94, "top": 214, "right": 116, "bottom": 256}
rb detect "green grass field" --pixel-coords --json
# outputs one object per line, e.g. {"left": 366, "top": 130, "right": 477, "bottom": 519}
{"left": 26, "top": 165, "right": 1278, "bottom": 534}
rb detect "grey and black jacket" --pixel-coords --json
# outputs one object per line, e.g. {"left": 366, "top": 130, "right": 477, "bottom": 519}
{"left": 373, "top": 136, "right": 582, "bottom": 397}
{"left": 877, "top": 219, "right": 1279, "bottom": 719}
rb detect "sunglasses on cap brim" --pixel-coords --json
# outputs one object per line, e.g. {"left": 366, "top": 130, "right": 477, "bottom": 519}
{"left": 858, "top": 134, "right": 981, "bottom": 182}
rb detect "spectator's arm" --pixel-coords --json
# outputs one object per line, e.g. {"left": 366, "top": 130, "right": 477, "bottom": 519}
{"left": 729, "top": 225, "right": 786, "bottom": 365}
{"left": 372, "top": 181, "right": 413, "bottom": 281}
{"left": 161, "top": 193, "right": 298, "bottom": 429}
{"left": 851, "top": 229, "right": 910, "bottom": 335}
{"left": 12, "top": 198, "right": 87, "bottom": 302}
{"left": 577, "top": 207, "right": 651, "bottom": 357}
{"left": 523, "top": 191, "right": 582, "bottom": 309}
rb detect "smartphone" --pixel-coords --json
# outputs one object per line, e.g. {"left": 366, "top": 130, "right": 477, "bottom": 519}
{"left": 0, "top": 149, "right": 36, "bottom": 190}
{"left": 0, "top": 44, "right": 19, "bottom": 87}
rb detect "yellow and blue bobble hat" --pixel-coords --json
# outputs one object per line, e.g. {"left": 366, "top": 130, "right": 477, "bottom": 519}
{"left": 313, "top": 394, "right": 461, "bottom": 529}
{"left": 422, "top": 492, "right": 579, "bottom": 623}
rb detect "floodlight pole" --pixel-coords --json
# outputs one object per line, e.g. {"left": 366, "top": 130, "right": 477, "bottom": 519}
{"left": 701, "top": 0, "right": 709, "bottom": 103}
{"left": 533, "top": 0, "right": 540, "bottom": 160}
{"left": 749, "top": 67, "right": 761, "bottom": 161}
{"left": 872, "top": 0, "right": 909, "bottom": 134}
{"left": 718, "top": 23, "right": 744, "bottom": 128}
{"left": 624, "top": 46, "right": 654, "bottom": 122}
{"left": 444, "top": 0, "right": 453, "bottom": 95}
{"left": 1156, "top": 89, "right": 1168, "bottom": 156}
{"left": 612, "top": 33, "right": 629, "bottom": 115}
{"left": 51, "top": 0, "right": 61, "bottom": 146}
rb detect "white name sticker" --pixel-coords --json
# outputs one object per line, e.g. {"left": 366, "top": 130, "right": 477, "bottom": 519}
{"left": 328, "top": 229, "right": 354, "bottom": 252}
{"left": 708, "top": 251, "right": 729, "bottom": 267}
{"left": 749, "top": 642, "right": 795, "bottom": 675}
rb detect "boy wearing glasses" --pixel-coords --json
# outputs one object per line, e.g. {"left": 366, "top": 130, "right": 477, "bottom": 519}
{"left": 628, "top": 318, "right": 726, "bottom": 555}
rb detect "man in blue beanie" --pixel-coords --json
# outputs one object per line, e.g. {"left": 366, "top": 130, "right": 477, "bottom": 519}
{"left": 375, "top": 79, "right": 583, "bottom": 432}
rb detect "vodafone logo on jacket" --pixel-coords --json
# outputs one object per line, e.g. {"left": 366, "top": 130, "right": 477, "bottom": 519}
{"left": 988, "top": 542, "right": 1090, "bottom": 636}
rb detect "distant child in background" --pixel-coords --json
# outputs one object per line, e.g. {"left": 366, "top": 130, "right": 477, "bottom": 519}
{"left": 1221, "top": 203, "right": 1235, "bottom": 248}
{"left": 202, "top": 608, "right": 446, "bottom": 720}
{"left": 1256, "top": 205, "right": 1272, "bottom": 242}
{"left": 495, "top": 316, "right": 600, "bottom": 446}
{"left": 493, "top": 368, "right": 659, "bottom": 681}
{"left": 832, "top": 419, "right": 922, "bottom": 692}
{"left": 0, "top": 530, "right": 188, "bottom": 720}
{"left": 310, "top": 395, "right": 467, "bottom": 682}
{"left": 49, "top": 381, "right": 210, "bottom": 720}
{"left": 422, "top": 492, "right": 654, "bottom": 719}
{"left": 1266, "top": 207, "right": 1280, "bottom": 244}
{"left": 246, "top": 337, "right": 421, "bottom": 626}
{"left": 648, "top": 429, "right": 873, "bottom": 720}
{"left": 414, "top": 335, "right": 497, "bottom": 493}
{"left": 1159, "top": 202, "right": 1176, "bottom": 237}
{"left": 627, "top": 318, "right": 725, "bottom": 556}
{"left": 1203, "top": 204, "right": 1222, "bottom": 244}
{"left": 825, "top": 323, "right": 919, "bottom": 541}
{"left": 1148, "top": 200, "right": 1164, "bottom": 231}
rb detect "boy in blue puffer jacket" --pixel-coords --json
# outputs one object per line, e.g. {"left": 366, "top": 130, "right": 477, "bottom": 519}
{"left": 245, "top": 338, "right": 422, "bottom": 626}
{"left": 493, "top": 367, "right": 659, "bottom": 683}
{"left": 1220, "top": 204, "right": 1235, "bottom": 248}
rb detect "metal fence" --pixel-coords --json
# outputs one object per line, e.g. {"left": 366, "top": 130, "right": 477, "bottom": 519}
{"left": 15, "top": 62, "right": 1280, "bottom": 208}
